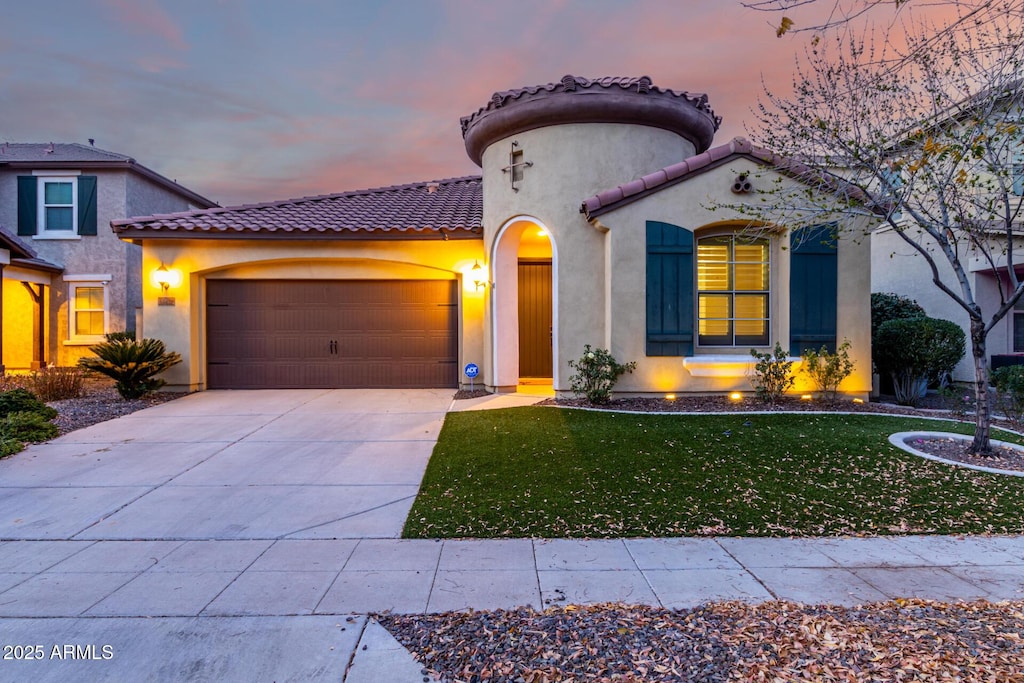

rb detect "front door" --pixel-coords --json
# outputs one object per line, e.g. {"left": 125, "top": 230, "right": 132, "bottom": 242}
{"left": 517, "top": 260, "right": 552, "bottom": 378}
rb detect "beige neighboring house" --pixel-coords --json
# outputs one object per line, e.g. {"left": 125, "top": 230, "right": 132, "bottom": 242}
{"left": 113, "top": 75, "right": 872, "bottom": 398}
{"left": 0, "top": 142, "right": 216, "bottom": 371}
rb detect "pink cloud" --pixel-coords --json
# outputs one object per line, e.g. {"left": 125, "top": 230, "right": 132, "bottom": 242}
{"left": 101, "top": 0, "right": 188, "bottom": 65}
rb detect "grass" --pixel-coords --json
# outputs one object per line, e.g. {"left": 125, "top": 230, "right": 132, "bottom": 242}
{"left": 402, "top": 407, "right": 1024, "bottom": 538}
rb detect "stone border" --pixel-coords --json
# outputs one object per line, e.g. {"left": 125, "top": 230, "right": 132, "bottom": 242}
{"left": 889, "top": 431, "right": 1024, "bottom": 477}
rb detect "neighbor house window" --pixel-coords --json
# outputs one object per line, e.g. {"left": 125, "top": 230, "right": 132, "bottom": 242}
{"left": 16, "top": 174, "right": 98, "bottom": 238}
{"left": 66, "top": 277, "right": 110, "bottom": 342}
{"left": 39, "top": 177, "right": 77, "bottom": 233}
{"left": 1014, "top": 297, "right": 1024, "bottom": 352}
{"left": 697, "top": 234, "right": 769, "bottom": 346}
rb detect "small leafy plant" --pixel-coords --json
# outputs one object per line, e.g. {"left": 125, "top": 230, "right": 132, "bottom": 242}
{"left": 992, "top": 365, "right": 1024, "bottom": 423}
{"left": 567, "top": 345, "right": 637, "bottom": 405}
{"left": 749, "top": 343, "right": 796, "bottom": 404}
{"left": 78, "top": 338, "right": 182, "bottom": 400}
{"left": 801, "top": 339, "right": 856, "bottom": 403}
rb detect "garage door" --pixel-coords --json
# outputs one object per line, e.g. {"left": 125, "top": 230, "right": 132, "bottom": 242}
{"left": 206, "top": 279, "right": 458, "bottom": 389}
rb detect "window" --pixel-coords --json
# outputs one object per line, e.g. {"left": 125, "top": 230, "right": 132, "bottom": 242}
{"left": 697, "top": 234, "right": 769, "bottom": 346}
{"left": 39, "top": 177, "right": 77, "bottom": 233}
{"left": 1012, "top": 145, "right": 1024, "bottom": 197}
{"left": 16, "top": 174, "right": 97, "bottom": 238}
{"left": 1014, "top": 297, "right": 1024, "bottom": 352}
{"left": 66, "top": 278, "right": 110, "bottom": 342}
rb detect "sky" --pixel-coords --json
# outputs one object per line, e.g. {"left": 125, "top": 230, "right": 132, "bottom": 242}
{"left": 2, "top": 0, "right": 887, "bottom": 207}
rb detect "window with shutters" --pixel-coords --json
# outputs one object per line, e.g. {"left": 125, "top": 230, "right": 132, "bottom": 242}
{"left": 696, "top": 234, "right": 770, "bottom": 347}
{"left": 17, "top": 174, "right": 97, "bottom": 238}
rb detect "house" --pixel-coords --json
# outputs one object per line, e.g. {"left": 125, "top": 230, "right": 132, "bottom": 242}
{"left": 0, "top": 142, "right": 217, "bottom": 371}
{"left": 112, "top": 76, "right": 872, "bottom": 397}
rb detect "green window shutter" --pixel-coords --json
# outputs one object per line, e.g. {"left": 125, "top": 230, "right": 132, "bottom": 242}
{"left": 790, "top": 224, "right": 838, "bottom": 355}
{"left": 77, "top": 176, "right": 98, "bottom": 235}
{"left": 17, "top": 176, "right": 37, "bottom": 236}
{"left": 646, "top": 221, "right": 694, "bottom": 356}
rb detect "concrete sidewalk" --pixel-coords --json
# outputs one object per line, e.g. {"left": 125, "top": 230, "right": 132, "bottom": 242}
{"left": 0, "top": 534, "right": 1022, "bottom": 681}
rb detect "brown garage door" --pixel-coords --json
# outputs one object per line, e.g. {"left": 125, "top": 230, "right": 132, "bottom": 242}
{"left": 206, "top": 279, "right": 458, "bottom": 389}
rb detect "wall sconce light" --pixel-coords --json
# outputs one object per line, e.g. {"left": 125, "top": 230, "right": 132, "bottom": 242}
{"left": 471, "top": 260, "right": 487, "bottom": 290}
{"left": 153, "top": 264, "right": 173, "bottom": 292}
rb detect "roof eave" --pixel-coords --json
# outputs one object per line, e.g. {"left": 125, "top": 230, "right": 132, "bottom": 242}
{"left": 1, "top": 159, "right": 217, "bottom": 209}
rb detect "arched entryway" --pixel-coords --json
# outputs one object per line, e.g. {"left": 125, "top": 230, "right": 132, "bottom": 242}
{"left": 490, "top": 217, "right": 556, "bottom": 390}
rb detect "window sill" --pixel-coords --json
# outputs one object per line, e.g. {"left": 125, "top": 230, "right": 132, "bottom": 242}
{"left": 684, "top": 355, "right": 802, "bottom": 377}
{"left": 64, "top": 338, "right": 104, "bottom": 346}
{"left": 32, "top": 234, "right": 82, "bottom": 241}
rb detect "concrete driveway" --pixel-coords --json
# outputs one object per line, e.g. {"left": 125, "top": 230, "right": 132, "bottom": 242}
{"left": 0, "top": 389, "right": 450, "bottom": 541}
{"left": 0, "top": 389, "right": 451, "bottom": 682}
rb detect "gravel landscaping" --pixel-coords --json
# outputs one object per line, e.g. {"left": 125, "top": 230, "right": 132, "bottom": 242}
{"left": 381, "top": 599, "right": 1024, "bottom": 682}
{"left": 46, "top": 379, "right": 188, "bottom": 435}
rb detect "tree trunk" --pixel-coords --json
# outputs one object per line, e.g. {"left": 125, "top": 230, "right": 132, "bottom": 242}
{"left": 970, "top": 318, "right": 994, "bottom": 456}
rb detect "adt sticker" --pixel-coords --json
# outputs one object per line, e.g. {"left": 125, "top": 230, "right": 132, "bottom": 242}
{"left": 464, "top": 363, "right": 479, "bottom": 378}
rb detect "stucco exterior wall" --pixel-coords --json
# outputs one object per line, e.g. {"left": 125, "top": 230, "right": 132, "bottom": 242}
{"left": 140, "top": 237, "right": 485, "bottom": 391}
{"left": 480, "top": 122, "right": 695, "bottom": 391}
{"left": 593, "top": 158, "right": 873, "bottom": 397}
{"left": 0, "top": 167, "right": 205, "bottom": 367}
{"left": 872, "top": 226, "right": 1021, "bottom": 382}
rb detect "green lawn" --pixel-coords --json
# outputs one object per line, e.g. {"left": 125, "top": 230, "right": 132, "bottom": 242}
{"left": 402, "top": 407, "right": 1024, "bottom": 538}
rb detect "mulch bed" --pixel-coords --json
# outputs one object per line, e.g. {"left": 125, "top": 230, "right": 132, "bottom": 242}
{"left": 909, "top": 436, "right": 1024, "bottom": 474}
{"left": 381, "top": 599, "right": 1024, "bottom": 682}
{"left": 541, "top": 394, "right": 949, "bottom": 417}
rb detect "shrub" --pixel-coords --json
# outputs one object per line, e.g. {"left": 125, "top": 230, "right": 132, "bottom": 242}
{"left": 801, "top": 339, "right": 856, "bottom": 403}
{"left": 26, "top": 366, "right": 85, "bottom": 402}
{"left": 1, "top": 411, "right": 58, "bottom": 443}
{"left": 992, "top": 365, "right": 1024, "bottom": 422}
{"left": 567, "top": 345, "right": 637, "bottom": 404}
{"left": 78, "top": 338, "right": 182, "bottom": 400}
{"left": 104, "top": 330, "right": 136, "bottom": 342}
{"left": 749, "top": 343, "right": 796, "bottom": 404}
{"left": 871, "top": 292, "right": 926, "bottom": 340}
{"left": 875, "top": 316, "right": 966, "bottom": 406}
{"left": 0, "top": 388, "right": 57, "bottom": 420}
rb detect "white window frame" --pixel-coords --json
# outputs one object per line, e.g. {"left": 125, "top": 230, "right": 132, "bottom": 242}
{"left": 65, "top": 275, "right": 111, "bottom": 344}
{"left": 33, "top": 171, "right": 81, "bottom": 239}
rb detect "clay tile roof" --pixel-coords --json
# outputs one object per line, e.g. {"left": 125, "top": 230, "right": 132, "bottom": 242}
{"left": 580, "top": 137, "right": 874, "bottom": 219}
{"left": 460, "top": 75, "right": 721, "bottom": 165}
{"left": 112, "top": 176, "right": 484, "bottom": 240}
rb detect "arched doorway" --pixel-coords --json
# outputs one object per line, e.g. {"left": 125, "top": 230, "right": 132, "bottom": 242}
{"left": 490, "top": 217, "right": 556, "bottom": 390}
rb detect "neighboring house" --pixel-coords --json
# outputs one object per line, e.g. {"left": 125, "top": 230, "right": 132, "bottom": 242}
{"left": 113, "top": 76, "right": 872, "bottom": 397}
{"left": 871, "top": 88, "right": 1024, "bottom": 383}
{"left": 0, "top": 142, "right": 216, "bottom": 371}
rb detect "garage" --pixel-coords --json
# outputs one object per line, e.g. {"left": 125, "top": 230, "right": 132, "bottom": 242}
{"left": 206, "top": 279, "right": 458, "bottom": 389}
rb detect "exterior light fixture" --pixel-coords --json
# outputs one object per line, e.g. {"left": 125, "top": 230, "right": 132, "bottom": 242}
{"left": 153, "top": 264, "right": 173, "bottom": 292}
{"left": 471, "top": 260, "right": 486, "bottom": 290}
{"left": 665, "top": 393, "right": 676, "bottom": 401}
{"left": 729, "top": 392, "right": 742, "bottom": 401}
{"left": 852, "top": 398, "right": 864, "bottom": 404}
{"left": 801, "top": 394, "right": 813, "bottom": 401}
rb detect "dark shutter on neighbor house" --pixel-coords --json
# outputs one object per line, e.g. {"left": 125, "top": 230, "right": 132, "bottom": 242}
{"left": 77, "top": 176, "right": 98, "bottom": 236}
{"left": 17, "top": 176, "right": 36, "bottom": 236}
{"left": 646, "top": 220, "right": 694, "bottom": 356}
{"left": 790, "top": 224, "right": 838, "bottom": 355}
